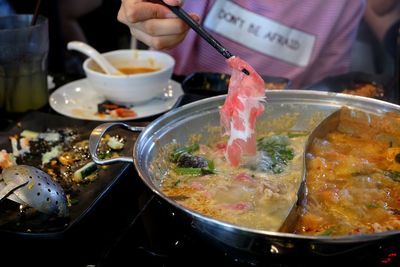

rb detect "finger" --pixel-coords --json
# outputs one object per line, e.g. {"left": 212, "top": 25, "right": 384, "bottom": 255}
{"left": 134, "top": 11, "right": 200, "bottom": 36}
{"left": 149, "top": 0, "right": 183, "bottom": 6}
{"left": 163, "top": 0, "right": 183, "bottom": 6}
{"left": 119, "top": 2, "right": 174, "bottom": 24}
{"left": 133, "top": 18, "right": 189, "bottom": 37}
{"left": 130, "top": 27, "right": 188, "bottom": 50}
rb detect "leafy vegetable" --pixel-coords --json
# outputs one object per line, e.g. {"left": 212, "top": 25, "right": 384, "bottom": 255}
{"left": 256, "top": 135, "right": 294, "bottom": 174}
{"left": 287, "top": 132, "right": 308, "bottom": 138}
{"left": 318, "top": 226, "right": 336, "bottom": 236}
{"left": 175, "top": 167, "right": 204, "bottom": 176}
{"left": 384, "top": 170, "right": 400, "bottom": 182}
{"left": 207, "top": 160, "right": 215, "bottom": 171}
{"left": 175, "top": 160, "right": 215, "bottom": 176}
{"left": 171, "top": 143, "right": 215, "bottom": 176}
{"left": 170, "top": 143, "right": 200, "bottom": 162}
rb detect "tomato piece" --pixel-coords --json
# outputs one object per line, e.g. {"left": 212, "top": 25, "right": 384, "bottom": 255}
{"left": 112, "top": 108, "right": 137, "bottom": 118}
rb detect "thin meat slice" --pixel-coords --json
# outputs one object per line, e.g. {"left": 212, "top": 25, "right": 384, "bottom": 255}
{"left": 220, "top": 57, "right": 265, "bottom": 166}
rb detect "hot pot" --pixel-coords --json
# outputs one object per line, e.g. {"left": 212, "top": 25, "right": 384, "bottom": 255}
{"left": 89, "top": 90, "right": 400, "bottom": 258}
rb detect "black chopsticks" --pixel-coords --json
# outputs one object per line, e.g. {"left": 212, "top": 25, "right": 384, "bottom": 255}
{"left": 158, "top": 0, "right": 250, "bottom": 75}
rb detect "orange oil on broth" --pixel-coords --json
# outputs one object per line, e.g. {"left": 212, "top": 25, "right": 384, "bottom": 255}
{"left": 90, "top": 63, "right": 160, "bottom": 75}
{"left": 296, "top": 108, "right": 400, "bottom": 236}
{"left": 118, "top": 66, "right": 160, "bottom": 75}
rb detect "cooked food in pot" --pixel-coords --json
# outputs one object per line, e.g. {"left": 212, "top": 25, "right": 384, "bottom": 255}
{"left": 341, "top": 82, "right": 384, "bottom": 98}
{"left": 161, "top": 132, "right": 307, "bottom": 231}
{"left": 160, "top": 106, "right": 400, "bottom": 236}
{"left": 220, "top": 57, "right": 266, "bottom": 167}
{"left": 296, "top": 107, "right": 400, "bottom": 236}
{"left": 265, "top": 82, "right": 287, "bottom": 90}
{"left": 161, "top": 57, "right": 307, "bottom": 231}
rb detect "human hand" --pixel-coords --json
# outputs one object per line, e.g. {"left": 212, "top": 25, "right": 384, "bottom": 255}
{"left": 117, "top": 0, "right": 200, "bottom": 49}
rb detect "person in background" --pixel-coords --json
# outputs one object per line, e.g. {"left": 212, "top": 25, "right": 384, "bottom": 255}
{"left": 364, "top": 0, "right": 399, "bottom": 58}
{"left": 59, "top": 0, "right": 131, "bottom": 75}
{"left": 58, "top": 0, "right": 132, "bottom": 54}
{"left": 7, "top": 0, "right": 129, "bottom": 75}
{"left": 6, "top": 0, "right": 66, "bottom": 73}
{"left": 118, "top": 0, "right": 365, "bottom": 88}
{"left": 59, "top": 0, "right": 102, "bottom": 44}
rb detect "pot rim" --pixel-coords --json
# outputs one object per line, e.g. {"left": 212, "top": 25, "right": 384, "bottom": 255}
{"left": 132, "top": 90, "right": 400, "bottom": 243}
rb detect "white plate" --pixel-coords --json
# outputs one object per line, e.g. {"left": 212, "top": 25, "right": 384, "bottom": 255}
{"left": 49, "top": 78, "right": 183, "bottom": 121}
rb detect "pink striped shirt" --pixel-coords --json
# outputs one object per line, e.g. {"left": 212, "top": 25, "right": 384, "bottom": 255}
{"left": 166, "top": 0, "right": 365, "bottom": 88}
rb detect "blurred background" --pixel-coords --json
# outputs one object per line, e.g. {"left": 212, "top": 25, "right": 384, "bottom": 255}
{"left": 2, "top": 0, "right": 399, "bottom": 88}
{"left": 3, "top": 0, "right": 132, "bottom": 77}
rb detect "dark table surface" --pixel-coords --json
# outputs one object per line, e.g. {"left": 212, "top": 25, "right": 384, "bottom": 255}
{"left": 1, "top": 73, "right": 400, "bottom": 267}
{"left": 0, "top": 73, "right": 219, "bottom": 267}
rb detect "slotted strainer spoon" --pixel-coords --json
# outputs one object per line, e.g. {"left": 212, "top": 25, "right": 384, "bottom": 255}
{"left": 0, "top": 165, "right": 68, "bottom": 217}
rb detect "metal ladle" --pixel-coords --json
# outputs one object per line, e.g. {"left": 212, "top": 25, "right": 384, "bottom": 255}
{"left": 0, "top": 165, "right": 68, "bottom": 217}
{"left": 279, "top": 108, "right": 341, "bottom": 232}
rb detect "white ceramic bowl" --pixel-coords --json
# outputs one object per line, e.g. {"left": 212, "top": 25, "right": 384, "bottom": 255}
{"left": 83, "top": 49, "right": 175, "bottom": 105}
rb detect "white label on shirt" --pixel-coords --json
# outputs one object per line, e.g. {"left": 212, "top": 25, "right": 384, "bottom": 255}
{"left": 204, "top": 0, "right": 316, "bottom": 67}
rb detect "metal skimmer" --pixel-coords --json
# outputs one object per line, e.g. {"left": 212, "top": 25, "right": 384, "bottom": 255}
{"left": 0, "top": 165, "right": 68, "bottom": 217}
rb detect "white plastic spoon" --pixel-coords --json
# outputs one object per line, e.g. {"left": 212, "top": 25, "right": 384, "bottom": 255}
{"left": 67, "top": 41, "right": 124, "bottom": 75}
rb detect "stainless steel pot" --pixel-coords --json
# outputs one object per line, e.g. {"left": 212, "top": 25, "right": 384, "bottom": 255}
{"left": 89, "top": 90, "right": 400, "bottom": 257}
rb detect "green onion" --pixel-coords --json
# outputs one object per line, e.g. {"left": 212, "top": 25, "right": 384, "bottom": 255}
{"left": 287, "top": 132, "right": 308, "bottom": 138}
{"left": 318, "top": 227, "right": 336, "bottom": 236}
{"left": 175, "top": 167, "right": 203, "bottom": 176}
{"left": 174, "top": 161, "right": 216, "bottom": 176}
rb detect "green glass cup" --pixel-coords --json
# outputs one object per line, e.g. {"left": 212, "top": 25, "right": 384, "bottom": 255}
{"left": 0, "top": 15, "right": 49, "bottom": 113}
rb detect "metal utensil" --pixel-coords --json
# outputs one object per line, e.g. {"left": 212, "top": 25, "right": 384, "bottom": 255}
{"left": 90, "top": 91, "right": 400, "bottom": 257}
{"left": 279, "top": 108, "right": 341, "bottom": 233}
{"left": 157, "top": 0, "right": 249, "bottom": 75}
{"left": 0, "top": 165, "right": 68, "bottom": 217}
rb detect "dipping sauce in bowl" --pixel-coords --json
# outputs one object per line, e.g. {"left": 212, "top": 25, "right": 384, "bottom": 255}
{"left": 118, "top": 66, "right": 160, "bottom": 75}
{"left": 92, "top": 65, "right": 161, "bottom": 75}
{"left": 83, "top": 49, "right": 175, "bottom": 105}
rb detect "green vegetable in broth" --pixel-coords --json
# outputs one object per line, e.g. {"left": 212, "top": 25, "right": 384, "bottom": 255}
{"left": 256, "top": 134, "right": 295, "bottom": 174}
{"left": 170, "top": 143, "right": 200, "bottom": 162}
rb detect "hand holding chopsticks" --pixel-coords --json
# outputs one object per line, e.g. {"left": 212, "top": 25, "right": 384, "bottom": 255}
{"left": 157, "top": 0, "right": 250, "bottom": 75}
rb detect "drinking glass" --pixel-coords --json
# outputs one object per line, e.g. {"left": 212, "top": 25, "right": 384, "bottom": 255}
{"left": 0, "top": 15, "right": 49, "bottom": 113}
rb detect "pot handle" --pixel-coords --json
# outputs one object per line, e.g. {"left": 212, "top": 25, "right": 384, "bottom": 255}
{"left": 89, "top": 122, "right": 144, "bottom": 165}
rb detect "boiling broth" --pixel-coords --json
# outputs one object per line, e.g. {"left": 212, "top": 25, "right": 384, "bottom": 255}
{"left": 161, "top": 133, "right": 307, "bottom": 231}
{"left": 296, "top": 108, "right": 400, "bottom": 236}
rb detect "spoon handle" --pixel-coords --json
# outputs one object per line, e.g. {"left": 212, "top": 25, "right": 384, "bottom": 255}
{"left": 67, "top": 41, "right": 123, "bottom": 75}
{"left": 158, "top": 1, "right": 233, "bottom": 59}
